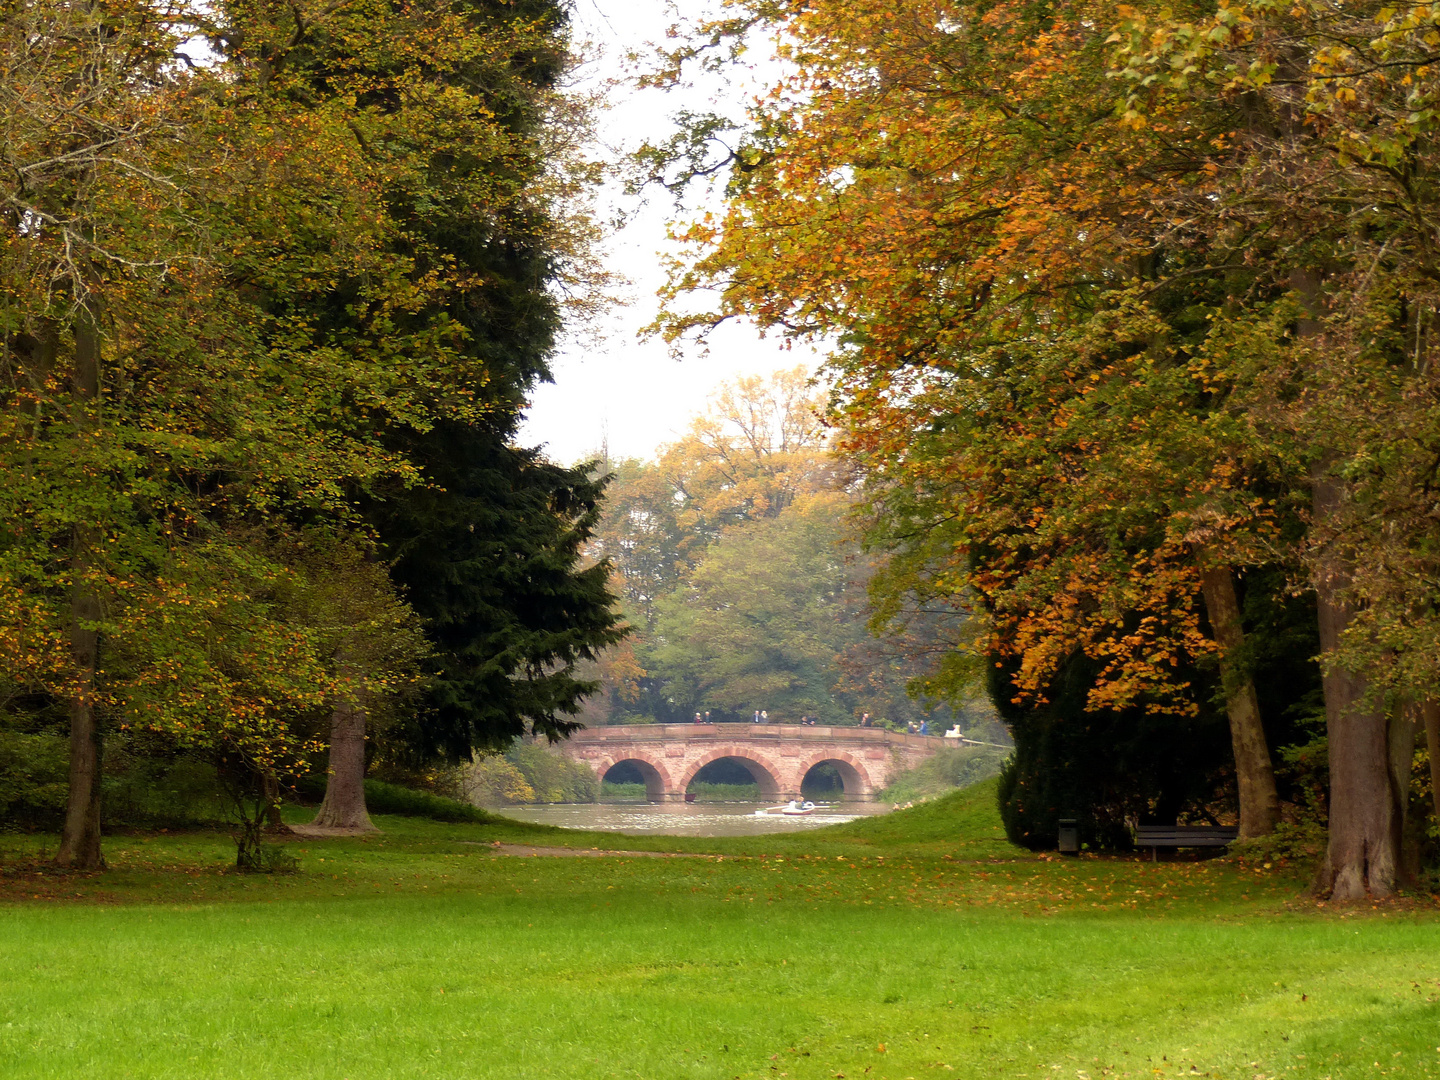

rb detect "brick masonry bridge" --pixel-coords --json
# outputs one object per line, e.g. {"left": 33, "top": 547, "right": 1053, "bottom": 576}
{"left": 555, "top": 723, "right": 946, "bottom": 802}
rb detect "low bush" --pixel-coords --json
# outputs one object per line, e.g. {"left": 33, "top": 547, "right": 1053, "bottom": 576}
{"left": 463, "top": 741, "right": 600, "bottom": 804}
{"left": 1228, "top": 818, "right": 1328, "bottom": 869}
{"left": 236, "top": 841, "right": 300, "bottom": 874}
{"left": 687, "top": 781, "right": 761, "bottom": 801}
{"left": 879, "top": 744, "right": 1009, "bottom": 805}
{"left": 599, "top": 781, "right": 647, "bottom": 801}
{"left": 0, "top": 732, "right": 68, "bottom": 830}
{"left": 464, "top": 756, "right": 537, "bottom": 804}
{"left": 362, "top": 780, "right": 498, "bottom": 823}
{"left": 599, "top": 780, "right": 769, "bottom": 802}
{"left": 105, "top": 748, "right": 229, "bottom": 828}
{"left": 504, "top": 741, "right": 599, "bottom": 803}
{"left": 1, "top": 733, "right": 230, "bottom": 832}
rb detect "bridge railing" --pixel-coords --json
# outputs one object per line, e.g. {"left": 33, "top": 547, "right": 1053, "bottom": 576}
{"left": 566, "top": 722, "right": 947, "bottom": 748}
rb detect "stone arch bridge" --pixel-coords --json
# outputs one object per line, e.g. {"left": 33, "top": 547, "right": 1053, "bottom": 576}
{"left": 556, "top": 723, "right": 945, "bottom": 802}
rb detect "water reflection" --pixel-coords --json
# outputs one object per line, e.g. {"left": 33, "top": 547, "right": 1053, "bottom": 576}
{"left": 496, "top": 801, "right": 892, "bottom": 837}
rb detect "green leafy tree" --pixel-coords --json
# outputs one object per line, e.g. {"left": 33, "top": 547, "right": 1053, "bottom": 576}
{"left": 649, "top": 491, "right": 864, "bottom": 722}
{"left": 210, "top": 0, "right": 622, "bottom": 819}
{"left": 591, "top": 366, "right": 837, "bottom": 633}
{"left": 0, "top": 0, "right": 592, "bottom": 864}
{"left": 596, "top": 369, "right": 960, "bottom": 728}
{"left": 0, "top": 0, "right": 390, "bottom": 867}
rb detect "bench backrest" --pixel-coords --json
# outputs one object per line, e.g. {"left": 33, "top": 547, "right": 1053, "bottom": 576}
{"left": 1135, "top": 825, "right": 1238, "bottom": 841}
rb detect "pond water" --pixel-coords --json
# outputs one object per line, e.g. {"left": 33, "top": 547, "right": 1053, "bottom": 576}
{"left": 496, "top": 800, "right": 892, "bottom": 837}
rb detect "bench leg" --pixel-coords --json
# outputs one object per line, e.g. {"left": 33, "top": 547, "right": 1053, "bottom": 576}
{"left": 1151, "top": 845, "right": 1157, "bottom": 863}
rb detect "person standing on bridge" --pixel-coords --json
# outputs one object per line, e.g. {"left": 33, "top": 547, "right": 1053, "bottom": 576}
{"left": 704, "top": 710, "right": 711, "bottom": 724}
{"left": 761, "top": 710, "right": 768, "bottom": 724}
{"left": 694, "top": 712, "right": 703, "bottom": 724}
{"left": 753, "top": 710, "right": 761, "bottom": 724}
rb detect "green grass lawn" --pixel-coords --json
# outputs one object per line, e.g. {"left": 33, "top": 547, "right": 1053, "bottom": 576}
{"left": 2, "top": 781, "right": 1438, "bottom": 1080}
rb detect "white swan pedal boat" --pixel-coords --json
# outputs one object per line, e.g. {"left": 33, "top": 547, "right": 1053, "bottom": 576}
{"left": 755, "top": 800, "right": 817, "bottom": 816}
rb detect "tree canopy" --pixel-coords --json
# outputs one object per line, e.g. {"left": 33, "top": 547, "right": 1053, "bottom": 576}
{"left": 0, "top": 0, "right": 617, "bottom": 865}
{"left": 585, "top": 369, "right": 977, "bottom": 731}
{"left": 649, "top": 0, "right": 1440, "bottom": 896}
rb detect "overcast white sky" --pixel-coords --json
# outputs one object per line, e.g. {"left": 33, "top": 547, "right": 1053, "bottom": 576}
{"left": 516, "top": 0, "right": 825, "bottom": 466}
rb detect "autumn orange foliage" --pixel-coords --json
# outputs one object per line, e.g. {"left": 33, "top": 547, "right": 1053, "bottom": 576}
{"left": 653, "top": 0, "right": 1440, "bottom": 892}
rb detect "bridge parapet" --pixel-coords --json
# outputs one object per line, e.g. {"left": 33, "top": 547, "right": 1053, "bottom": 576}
{"left": 556, "top": 723, "right": 946, "bottom": 802}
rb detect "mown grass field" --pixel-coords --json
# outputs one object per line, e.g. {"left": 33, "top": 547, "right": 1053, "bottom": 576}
{"left": 2, "top": 780, "right": 1437, "bottom": 1080}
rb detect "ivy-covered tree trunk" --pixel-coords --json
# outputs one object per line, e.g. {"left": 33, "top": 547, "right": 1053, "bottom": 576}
{"left": 56, "top": 310, "right": 105, "bottom": 870}
{"left": 1312, "top": 473, "right": 1398, "bottom": 900}
{"left": 262, "top": 773, "right": 286, "bottom": 830}
{"left": 1198, "top": 564, "right": 1279, "bottom": 839}
{"left": 56, "top": 585, "right": 104, "bottom": 868}
{"left": 1284, "top": 270, "right": 1399, "bottom": 900}
{"left": 1423, "top": 700, "right": 1440, "bottom": 826}
{"left": 1391, "top": 706, "right": 1422, "bottom": 883}
{"left": 311, "top": 698, "right": 376, "bottom": 832}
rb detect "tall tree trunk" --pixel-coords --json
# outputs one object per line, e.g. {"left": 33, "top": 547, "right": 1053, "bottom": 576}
{"left": 1288, "top": 270, "right": 1400, "bottom": 900}
{"left": 1198, "top": 563, "right": 1280, "bottom": 838}
{"left": 56, "top": 309, "right": 105, "bottom": 870}
{"left": 310, "top": 698, "right": 377, "bottom": 831}
{"left": 1422, "top": 700, "right": 1440, "bottom": 827}
{"left": 1311, "top": 472, "right": 1398, "bottom": 900}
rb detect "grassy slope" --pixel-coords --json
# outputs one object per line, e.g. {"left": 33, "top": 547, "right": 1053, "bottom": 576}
{"left": 1, "top": 780, "right": 1437, "bottom": 1080}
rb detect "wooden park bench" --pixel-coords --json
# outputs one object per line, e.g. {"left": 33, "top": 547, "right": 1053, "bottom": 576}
{"left": 1135, "top": 825, "right": 1239, "bottom": 861}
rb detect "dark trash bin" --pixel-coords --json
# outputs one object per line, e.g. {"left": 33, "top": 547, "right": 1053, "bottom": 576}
{"left": 1057, "top": 818, "right": 1080, "bottom": 855}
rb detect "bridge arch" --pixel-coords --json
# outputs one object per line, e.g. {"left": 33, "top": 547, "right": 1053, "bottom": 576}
{"left": 796, "top": 750, "right": 875, "bottom": 800}
{"left": 677, "top": 748, "right": 783, "bottom": 801}
{"left": 596, "top": 752, "right": 675, "bottom": 802}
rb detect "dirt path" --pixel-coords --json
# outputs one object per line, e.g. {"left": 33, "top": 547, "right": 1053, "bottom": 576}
{"left": 282, "top": 832, "right": 712, "bottom": 857}
{"left": 287, "top": 824, "right": 380, "bottom": 839}
{"left": 478, "top": 842, "right": 712, "bottom": 859}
